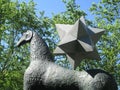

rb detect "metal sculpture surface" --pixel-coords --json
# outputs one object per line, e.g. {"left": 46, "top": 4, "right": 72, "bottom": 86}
{"left": 16, "top": 30, "right": 117, "bottom": 90}
{"left": 54, "top": 16, "right": 104, "bottom": 69}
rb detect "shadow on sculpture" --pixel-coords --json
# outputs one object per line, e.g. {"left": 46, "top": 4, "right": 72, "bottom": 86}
{"left": 16, "top": 30, "right": 117, "bottom": 90}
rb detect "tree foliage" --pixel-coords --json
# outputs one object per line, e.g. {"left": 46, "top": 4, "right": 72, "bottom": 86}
{"left": 53, "top": 0, "right": 86, "bottom": 24}
{"left": 89, "top": 0, "right": 120, "bottom": 85}
{"left": 0, "top": 0, "right": 53, "bottom": 89}
{"left": 0, "top": 0, "right": 119, "bottom": 89}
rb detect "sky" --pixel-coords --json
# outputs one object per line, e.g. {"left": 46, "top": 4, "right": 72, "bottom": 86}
{"left": 21, "top": 0, "right": 100, "bottom": 20}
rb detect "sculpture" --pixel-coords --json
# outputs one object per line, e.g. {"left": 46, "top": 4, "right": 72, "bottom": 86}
{"left": 54, "top": 16, "right": 105, "bottom": 69}
{"left": 16, "top": 30, "right": 117, "bottom": 90}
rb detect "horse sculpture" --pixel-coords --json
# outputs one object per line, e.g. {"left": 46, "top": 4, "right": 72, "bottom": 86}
{"left": 16, "top": 30, "right": 117, "bottom": 90}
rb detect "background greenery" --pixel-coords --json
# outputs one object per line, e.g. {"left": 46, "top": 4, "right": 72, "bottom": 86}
{"left": 0, "top": 0, "right": 119, "bottom": 89}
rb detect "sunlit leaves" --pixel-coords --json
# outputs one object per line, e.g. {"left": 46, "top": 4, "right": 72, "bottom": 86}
{"left": 90, "top": 0, "right": 120, "bottom": 85}
{"left": 0, "top": 0, "right": 45, "bottom": 89}
{"left": 53, "top": 0, "right": 86, "bottom": 24}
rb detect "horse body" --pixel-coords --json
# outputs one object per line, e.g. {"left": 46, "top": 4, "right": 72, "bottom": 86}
{"left": 17, "top": 30, "right": 118, "bottom": 90}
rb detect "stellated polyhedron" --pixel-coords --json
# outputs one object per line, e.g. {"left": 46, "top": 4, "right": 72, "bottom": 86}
{"left": 54, "top": 16, "right": 104, "bottom": 69}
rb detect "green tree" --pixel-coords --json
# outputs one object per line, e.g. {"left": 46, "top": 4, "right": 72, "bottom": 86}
{"left": 0, "top": 0, "right": 53, "bottom": 89}
{"left": 89, "top": 0, "right": 120, "bottom": 85}
{"left": 1, "top": 0, "right": 119, "bottom": 89}
{"left": 53, "top": 0, "right": 86, "bottom": 24}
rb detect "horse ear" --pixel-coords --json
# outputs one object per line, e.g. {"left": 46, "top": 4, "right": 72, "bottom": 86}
{"left": 25, "top": 30, "right": 33, "bottom": 41}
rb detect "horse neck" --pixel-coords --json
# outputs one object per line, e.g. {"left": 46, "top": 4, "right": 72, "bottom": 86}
{"left": 30, "top": 32, "right": 53, "bottom": 62}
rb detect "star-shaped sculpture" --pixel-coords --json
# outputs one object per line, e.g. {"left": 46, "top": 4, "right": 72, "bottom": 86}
{"left": 54, "top": 16, "right": 104, "bottom": 69}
